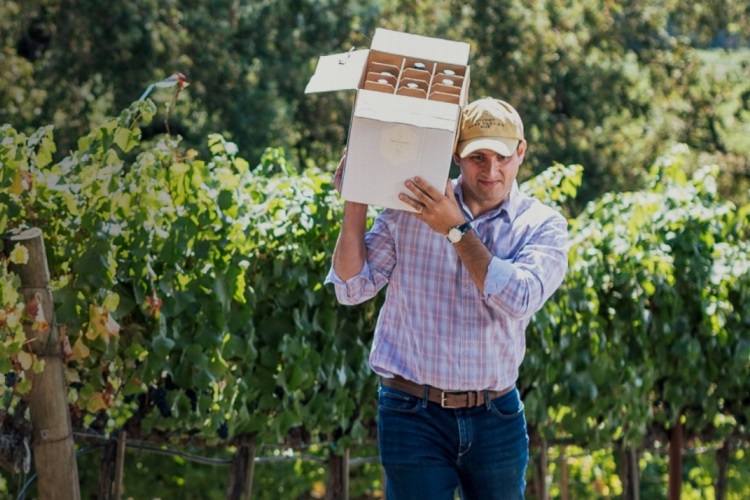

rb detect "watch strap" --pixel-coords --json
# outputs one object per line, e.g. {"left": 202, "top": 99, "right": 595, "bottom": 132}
{"left": 447, "top": 221, "right": 473, "bottom": 243}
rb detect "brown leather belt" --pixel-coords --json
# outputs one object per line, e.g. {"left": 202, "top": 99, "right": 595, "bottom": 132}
{"left": 381, "top": 376, "right": 513, "bottom": 409}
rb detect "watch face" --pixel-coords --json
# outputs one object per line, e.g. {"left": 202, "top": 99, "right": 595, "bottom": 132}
{"left": 447, "top": 227, "right": 462, "bottom": 243}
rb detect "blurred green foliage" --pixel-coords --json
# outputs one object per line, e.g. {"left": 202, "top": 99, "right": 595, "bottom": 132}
{"left": 2, "top": 1, "right": 750, "bottom": 497}
{"left": 2, "top": 103, "right": 748, "bottom": 498}
{"left": 1, "top": 0, "right": 749, "bottom": 207}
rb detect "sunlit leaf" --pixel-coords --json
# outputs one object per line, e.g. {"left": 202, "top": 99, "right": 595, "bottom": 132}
{"left": 16, "top": 351, "right": 33, "bottom": 371}
{"left": 85, "top": 304, "right": 120, "bottom": 344}
{"left": 8, "top": 244, "right": 29, "bottom": 265}
{"left": 70, "top": 337, "right": 91, "bottom": 361}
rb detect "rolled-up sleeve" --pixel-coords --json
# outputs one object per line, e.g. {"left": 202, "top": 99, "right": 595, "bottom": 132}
{"left": 325, "top": 210, "right": 398, "bottom": 305}
{"left": 325, "top": 262, "right": 383, "bottom": 305}
{"left": 482, "top": 214, "right": 569, "bottom": 320}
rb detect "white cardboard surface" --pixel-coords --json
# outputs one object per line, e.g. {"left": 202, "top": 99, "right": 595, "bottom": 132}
{"left": 342, "top": 94, "right": 459, "bottom": 211}
{"left": 353, "top": 91, "right": 457, "bottom": 131}
{"left": 371, "top": 28, "right": 470, "bottom": 66}
{"left": 304, "top": 49, "right": 370, "bottom": 94}
{"left": 305, "top": 29, "right": 469, "bottom": 211}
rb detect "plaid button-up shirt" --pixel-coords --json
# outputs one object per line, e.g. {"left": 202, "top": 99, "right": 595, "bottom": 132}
{"left": 326, "top": 178, "right": 569, "bottom": 392}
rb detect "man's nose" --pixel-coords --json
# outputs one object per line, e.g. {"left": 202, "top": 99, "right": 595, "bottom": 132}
{"left": 487, "top": 156, "right": 505, "bottom": 170}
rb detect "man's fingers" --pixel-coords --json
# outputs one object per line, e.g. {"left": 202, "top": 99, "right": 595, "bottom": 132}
{"left": 406, "top": 177, "right": 439, "bottom": 201}
{"left": 399, "top": 192, "right": 421, "bottom": 208}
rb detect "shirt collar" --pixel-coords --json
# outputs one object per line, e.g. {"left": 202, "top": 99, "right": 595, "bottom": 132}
{"left": 453, "top": 177, "right": 521, "bottom": 222}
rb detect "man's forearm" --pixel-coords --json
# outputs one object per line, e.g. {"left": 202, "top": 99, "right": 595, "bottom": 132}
{"left": 452, "top": 230, "right": 492, "bottom": 294}
{"left": 332, "top": 202, "right": 369, "bottom": 280}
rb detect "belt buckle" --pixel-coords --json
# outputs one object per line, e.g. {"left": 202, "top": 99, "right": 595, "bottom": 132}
{"left": 440, "top": 391, "right": 463, "bottom": 409}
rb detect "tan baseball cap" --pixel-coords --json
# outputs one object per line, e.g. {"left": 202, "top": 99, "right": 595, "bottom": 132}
{"left": 456, "top": 98, "right": 524, "bottom": 158}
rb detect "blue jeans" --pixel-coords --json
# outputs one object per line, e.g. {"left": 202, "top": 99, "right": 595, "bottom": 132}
{"left": 377, "top": 384, "right": 528, "bottom": 499}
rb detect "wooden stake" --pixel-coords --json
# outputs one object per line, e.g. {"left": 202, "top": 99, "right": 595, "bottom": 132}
{"left": 536, "top": 440, "right": 549, "bottom": 500}
{"left": 227, "top": 435, "right": 256, "bottom": 500}
{"left": 668, "top": 417, "right": 683, "bottom": 500}
{"left": 559, "top": 445, "right": 569, "bottom": 500}
{"left": 113, "top": 431, "right": 127, "bottom": 499}
{"left": 629, "top": 447, "right": 640, "bottom": 500}
{"left": 325, "top": 447, "right": 350, "bottom": 500}
{"left": 4, "top": 228, "right": 81, "bottom": 499}
{"left": 715, "top": 438, "right": 731, "bottom": 500}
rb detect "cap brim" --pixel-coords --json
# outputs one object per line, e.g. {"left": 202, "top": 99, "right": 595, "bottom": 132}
{"left": 458, "top": 138, "right": 519, "bottom": 158}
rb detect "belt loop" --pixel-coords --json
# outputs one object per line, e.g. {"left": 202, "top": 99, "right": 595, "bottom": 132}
{"left": 421, "top": 385, "right": 430, "bottom": 408}
{"left": 484, "top": 390, "right": 491, "bottom": 409}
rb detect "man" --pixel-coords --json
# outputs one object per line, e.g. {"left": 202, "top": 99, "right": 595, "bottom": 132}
{"left": 326, "top": 97, "right": 569, "bottom": 499}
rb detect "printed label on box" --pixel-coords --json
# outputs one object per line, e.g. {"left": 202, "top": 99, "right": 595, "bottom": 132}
{"left": 380, "top": 125, "right": 419, "bottom": 165}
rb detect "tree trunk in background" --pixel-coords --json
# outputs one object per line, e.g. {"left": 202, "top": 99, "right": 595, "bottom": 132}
{"left": 668, "top": 418, "right": 683, "bottom": 500}
{"left": 4, "top": 228, "right": 81, "bottom": 500}
{"left": 227, "top": 434, "right": 256, "bottom": 500}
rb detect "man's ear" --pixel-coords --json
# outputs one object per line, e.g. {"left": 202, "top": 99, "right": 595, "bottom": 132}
{"left": 517, "top": 140, "right": 527, "bottom": 160}
{"left": 453, "top": 152, "right": 462, "bottom": 164}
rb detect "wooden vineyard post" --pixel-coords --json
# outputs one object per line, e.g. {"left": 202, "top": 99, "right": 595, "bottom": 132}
{"left": 227, "top": 434, "right": 257, "bottom": 500}
{"left": 715, "top": 438, "right": 731, "bottom": 500}
{"left": 113, "top": 430, "right": 127, "bottom": 499}
{"left": 668, "top": 417, "right": 683, "bottom": 500}
{"left": 617, "top": 444, "right": 641, "bottom": 500}
{"left": 559, "top": 446, "right": 569, "bottom": 500}
{"left": 97, "top": 429, "right": 129, "bottom": 499}
{"left": 325, "top": 447, "right": 350, "bottom": 500}
{"left": 3, "top": 228, "right": 81, "bottom": 499}
{"left": 629, "top": 447, "right": 640, "bottom": 500}
{"left": 533, "top": 440, "right": 549, "bottom": 500}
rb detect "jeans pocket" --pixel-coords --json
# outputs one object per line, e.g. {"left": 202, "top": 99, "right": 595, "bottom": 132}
{"left": 489, "top": 389, "right": 525, "bottom": 421}
{"left": 378, "top": 386, "right": 422, "bottom": 414}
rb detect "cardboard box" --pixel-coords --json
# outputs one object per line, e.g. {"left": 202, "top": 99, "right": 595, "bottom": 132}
{"left": 305, "top": 29, "right": 470, "bottom": 211}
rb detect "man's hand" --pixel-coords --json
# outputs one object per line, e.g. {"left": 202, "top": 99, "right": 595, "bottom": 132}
{"left": 399, "top": 177, "right": 465, "bottom": 235}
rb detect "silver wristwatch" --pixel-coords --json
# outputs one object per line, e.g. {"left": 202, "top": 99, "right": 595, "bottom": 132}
{"left": 447, "top": 222, "right": 473, "bottom": 243}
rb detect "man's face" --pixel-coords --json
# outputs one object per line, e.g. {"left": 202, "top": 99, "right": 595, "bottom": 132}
{"left": 454, "top": 141, "right": 526, "bottom": 214}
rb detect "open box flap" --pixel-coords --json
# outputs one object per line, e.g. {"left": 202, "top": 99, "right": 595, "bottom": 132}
{"left": 353, "top": 90, "right": 459, "bottom": 131}
{"left": 371, "top": 28, "right": 470, "bottom": 66}
{"left": 304, "top": 49, "right": 370, "bottom": 93}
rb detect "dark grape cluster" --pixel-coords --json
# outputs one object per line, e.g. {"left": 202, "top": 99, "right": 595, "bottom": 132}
{"left": 150, "top": 386, "right": 172, "bottom": 418}
{"left": 4, "top": 371, "right": 17, "bottom": 387}
{"left": 186, "top": 388, "right": 198, "bottom": 412}
{"left": 217, "top": 421, "right": 229, "bottom": 439}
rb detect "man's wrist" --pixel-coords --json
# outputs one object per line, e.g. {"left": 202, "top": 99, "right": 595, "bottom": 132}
{"left": 447, "top": 222, "right": 473, "bottom": 243}
{"left": 343, "top": 201, "right": 368, "bottom": 214}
